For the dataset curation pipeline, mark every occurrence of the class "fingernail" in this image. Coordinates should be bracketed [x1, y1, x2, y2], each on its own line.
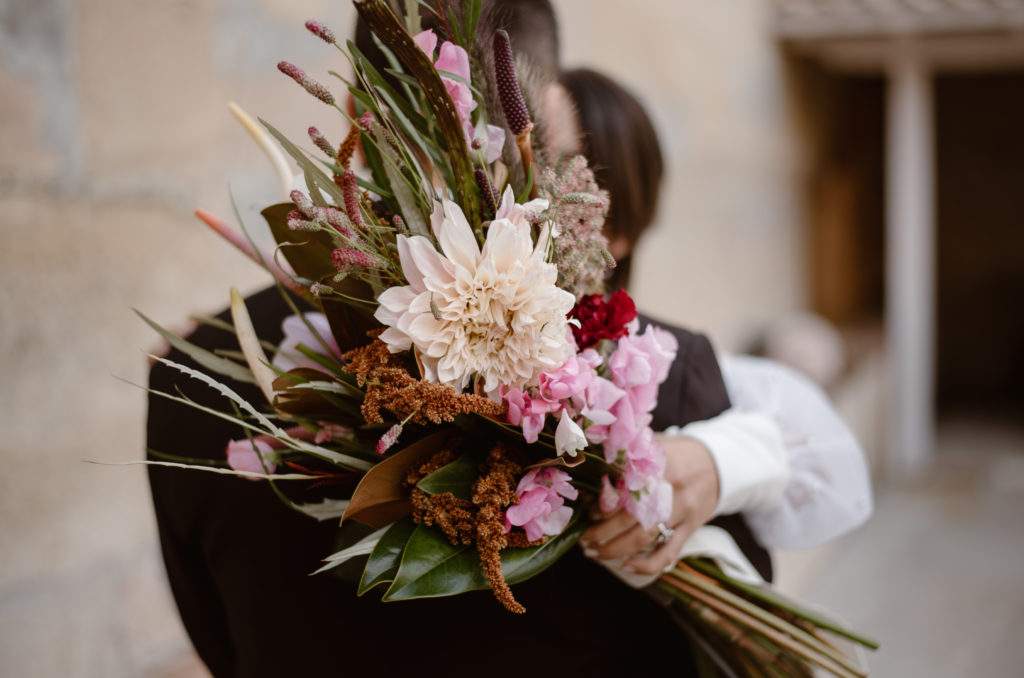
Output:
[621, 564, 635, 573]
[583, 547, 598, 558]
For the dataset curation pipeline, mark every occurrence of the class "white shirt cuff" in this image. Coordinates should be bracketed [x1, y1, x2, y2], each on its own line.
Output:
[667, 409, 790, 516]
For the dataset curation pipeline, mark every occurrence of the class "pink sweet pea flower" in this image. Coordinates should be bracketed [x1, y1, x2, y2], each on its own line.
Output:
[599, 474, 623, 513]
[624, 476, 673, 530]
[601, 392, 653, 463]
[538, 354, 595, 402]
[226, 438, 277, 480]
[502, 386, 561, 443]
[505, 468, 579, 541]
[414, 29, 504, 158]
[608, 324, 678, 391]
[579, 376, 626, 434]
[623, 426, 666, 486]
[272, 313, 341, 372]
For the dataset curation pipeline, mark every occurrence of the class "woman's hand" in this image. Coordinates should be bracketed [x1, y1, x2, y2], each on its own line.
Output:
[580, 434, 720, 575]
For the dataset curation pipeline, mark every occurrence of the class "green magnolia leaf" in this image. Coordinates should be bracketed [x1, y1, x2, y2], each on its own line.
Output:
[382, 523, 479, 601]
[382, 512, 587, 601]
[318, 275, 382, 352]
[358, 517, 417, 594]
[261, 203, 337, 283]
[502, 514, 587, 585]
[415, 452, 476, 500]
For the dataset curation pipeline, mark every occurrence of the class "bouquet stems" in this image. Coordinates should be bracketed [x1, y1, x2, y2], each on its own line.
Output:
[657, 560, 876, 678]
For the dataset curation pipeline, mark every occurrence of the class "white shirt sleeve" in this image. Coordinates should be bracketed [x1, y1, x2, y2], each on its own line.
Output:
[669, 355, 873, 550]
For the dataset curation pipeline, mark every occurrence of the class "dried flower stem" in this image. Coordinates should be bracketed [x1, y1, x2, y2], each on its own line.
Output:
[660, 568, 864, 678]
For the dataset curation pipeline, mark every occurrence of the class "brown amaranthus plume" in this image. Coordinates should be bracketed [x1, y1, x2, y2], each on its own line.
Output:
[341, 336, 505, 425]
[405, 442, 543, 613]
[472, 442, 528, 614]
[333, 121, 362, 190]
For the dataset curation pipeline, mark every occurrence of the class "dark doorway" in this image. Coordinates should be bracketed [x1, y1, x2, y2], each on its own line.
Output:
[935, 71, 1024, 417]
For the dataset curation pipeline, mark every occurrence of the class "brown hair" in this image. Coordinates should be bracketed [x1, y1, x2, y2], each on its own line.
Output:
[560, 68, 664, 291]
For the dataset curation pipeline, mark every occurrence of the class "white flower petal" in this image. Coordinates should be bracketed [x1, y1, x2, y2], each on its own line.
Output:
[438, 199, 479, 271]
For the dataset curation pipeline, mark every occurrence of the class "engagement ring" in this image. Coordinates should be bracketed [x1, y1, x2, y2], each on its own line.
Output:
[655, 522, 675, 545]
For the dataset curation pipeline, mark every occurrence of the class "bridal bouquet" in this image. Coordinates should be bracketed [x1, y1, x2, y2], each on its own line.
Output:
[142, 1, 876, 675]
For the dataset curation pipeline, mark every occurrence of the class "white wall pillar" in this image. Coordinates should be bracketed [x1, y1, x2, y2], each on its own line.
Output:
[885, 40, 936, 478]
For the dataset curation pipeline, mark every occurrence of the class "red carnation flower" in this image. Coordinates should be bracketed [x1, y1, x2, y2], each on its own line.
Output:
[570, 289, 637, 350]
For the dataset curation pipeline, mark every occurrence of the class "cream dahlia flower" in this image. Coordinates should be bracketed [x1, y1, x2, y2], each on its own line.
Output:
[374, 187, 575, 394]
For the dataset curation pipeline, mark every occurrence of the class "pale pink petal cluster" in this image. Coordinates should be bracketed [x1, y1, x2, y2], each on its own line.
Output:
[503, 386, 560, 443]
[594, 323, 679, 528]
[226, 438, 277, 480]
[505, 467, 578, 542]
[414, 30, 505, 163]
[374, 187, 575, 394]
[272, 313, 341, 372]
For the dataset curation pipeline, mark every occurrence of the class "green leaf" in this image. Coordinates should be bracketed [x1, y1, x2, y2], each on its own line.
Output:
[382, 512, 587, 601]
[464, 0, 482, 52]
[353, 0, 479, 225]
[294, 497, 352, 521]
[260, 203, 337, 283]
[358, 518, 416, 594]
[135, 309, 255, 384]
[150, 356, 373, 471]
[415, 452, 476, 500]
[312, 523, 388, 575]
[260, 119, 346, 208]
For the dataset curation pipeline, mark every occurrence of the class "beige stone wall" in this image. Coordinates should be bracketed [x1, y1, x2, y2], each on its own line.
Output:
[0, 1, 808, 675]
[558, 0, 809, 351]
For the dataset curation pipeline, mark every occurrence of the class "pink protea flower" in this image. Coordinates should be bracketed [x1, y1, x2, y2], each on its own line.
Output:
[505, 468, 578, 542]
[226, 438, 277, 480]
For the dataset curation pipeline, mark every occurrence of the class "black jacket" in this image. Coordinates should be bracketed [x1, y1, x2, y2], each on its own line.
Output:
[147, 286, 768, 677]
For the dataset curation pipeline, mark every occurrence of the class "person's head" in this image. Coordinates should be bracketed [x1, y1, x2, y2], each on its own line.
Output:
[560, 68, 664, 291]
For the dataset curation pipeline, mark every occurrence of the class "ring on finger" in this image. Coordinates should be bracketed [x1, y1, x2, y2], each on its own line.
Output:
[655, 522, 675, 545]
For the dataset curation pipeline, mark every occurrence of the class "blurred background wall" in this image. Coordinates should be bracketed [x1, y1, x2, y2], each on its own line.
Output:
[1, 0, 1022, 676]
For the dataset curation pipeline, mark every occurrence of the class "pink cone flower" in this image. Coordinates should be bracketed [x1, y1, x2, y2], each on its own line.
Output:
[505, 468, 578, 542]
